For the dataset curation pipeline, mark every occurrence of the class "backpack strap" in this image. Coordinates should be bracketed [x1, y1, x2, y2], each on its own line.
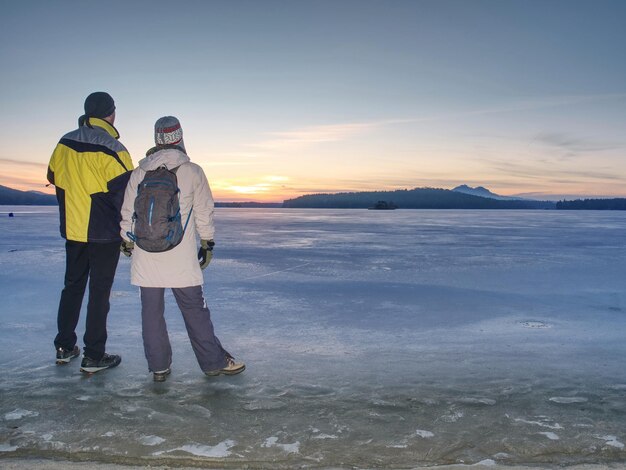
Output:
[183, 207, 193, 233]
[169, 164, 193, 234]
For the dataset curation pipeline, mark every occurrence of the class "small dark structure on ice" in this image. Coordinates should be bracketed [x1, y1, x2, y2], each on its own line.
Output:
[368, 201, 398, 210]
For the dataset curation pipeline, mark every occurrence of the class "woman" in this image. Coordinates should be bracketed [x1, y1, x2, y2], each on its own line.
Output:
[120, 116, 244, 382]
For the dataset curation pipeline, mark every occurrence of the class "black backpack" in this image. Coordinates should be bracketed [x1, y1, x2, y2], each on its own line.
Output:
[127, 166, 192, 252]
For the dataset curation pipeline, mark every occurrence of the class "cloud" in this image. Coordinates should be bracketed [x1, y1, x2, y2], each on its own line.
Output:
[247, 93, 626, 152]
[250, 120, 404, 150]
[0, 158, 47, 168]
[406, 93, 626, 125]
[203, 151, 265, 165]
[487, 159, 622, 182]
[534, 132, 622, 157]
[252, 123, 371, 149]
[204, 161, 249, 167]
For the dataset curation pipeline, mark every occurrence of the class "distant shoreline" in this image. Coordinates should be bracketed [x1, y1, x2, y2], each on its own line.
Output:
[3, 183, 626, 210]
[3, 204, 626, 211]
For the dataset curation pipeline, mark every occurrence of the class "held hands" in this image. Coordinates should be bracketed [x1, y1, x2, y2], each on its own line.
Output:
[198, 239, 215, 270]
[120, 240, 134, 257]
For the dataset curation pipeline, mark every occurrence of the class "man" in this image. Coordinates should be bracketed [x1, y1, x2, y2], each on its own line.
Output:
[120, 116, 244, 382]
[47, 92, 133, 373]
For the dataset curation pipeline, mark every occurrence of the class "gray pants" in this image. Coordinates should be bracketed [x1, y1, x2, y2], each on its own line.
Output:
[140, 286, 229, 373]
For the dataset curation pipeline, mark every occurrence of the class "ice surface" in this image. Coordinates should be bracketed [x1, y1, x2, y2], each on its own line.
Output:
[0, 206, 625, 468]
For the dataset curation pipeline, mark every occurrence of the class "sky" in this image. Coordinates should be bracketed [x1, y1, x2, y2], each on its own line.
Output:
[1, 0, 625, 202]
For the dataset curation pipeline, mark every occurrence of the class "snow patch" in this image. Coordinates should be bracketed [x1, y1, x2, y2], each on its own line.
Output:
[458, 397, 496, 406]
[549, 396, 588, 404]
[539, 432, 560, 440]
[4, 409, 39, 420]
[243, 400, 287, 411]
[0, 443, 18, 452]
[139, 435, 166, 446]
[597, 435, 625, 449]
[415, 429, 434, 438]
[513, 418, 563, 429]
[262, 436, 300, 454]
[474, 459, 496, 466]
[520, 320, 550, 329]
[311, 433, 338, 440]
[439, 410, 464, 422]
[154, 440, 236, 458]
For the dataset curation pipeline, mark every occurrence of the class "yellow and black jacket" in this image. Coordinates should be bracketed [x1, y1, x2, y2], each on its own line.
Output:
[47, 117, 134, 242]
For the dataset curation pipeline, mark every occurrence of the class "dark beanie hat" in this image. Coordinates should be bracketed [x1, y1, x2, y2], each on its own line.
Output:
[84, 92, 116, 118]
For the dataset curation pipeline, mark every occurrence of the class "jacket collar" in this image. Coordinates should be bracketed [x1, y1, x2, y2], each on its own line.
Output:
[81, 117, 120, 140]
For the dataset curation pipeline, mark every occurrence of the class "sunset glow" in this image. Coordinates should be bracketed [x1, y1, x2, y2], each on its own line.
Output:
[1, 2, 625, 202]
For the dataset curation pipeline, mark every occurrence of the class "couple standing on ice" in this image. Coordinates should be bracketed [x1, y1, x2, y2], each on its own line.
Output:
[47, 92, 244, 382]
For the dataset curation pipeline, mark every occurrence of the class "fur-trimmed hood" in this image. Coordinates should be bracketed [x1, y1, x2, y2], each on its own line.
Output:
[138, 145, 190, 172]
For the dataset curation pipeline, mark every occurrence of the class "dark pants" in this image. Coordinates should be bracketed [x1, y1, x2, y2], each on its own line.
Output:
[54, 240, 121, 360]
[140, 286, 229, 373]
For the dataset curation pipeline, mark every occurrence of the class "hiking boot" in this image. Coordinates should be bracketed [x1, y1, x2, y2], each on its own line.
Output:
[56, 346, 80, 365]
[80, 353, 122, 374]
[153, 368, 171, 382]
[204, 357, 245, 377]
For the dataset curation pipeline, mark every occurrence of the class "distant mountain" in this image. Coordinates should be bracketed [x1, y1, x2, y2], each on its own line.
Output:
[283, 188, 555, 209]
[0, 185, 57, 205]
[452, 185, 523, 201]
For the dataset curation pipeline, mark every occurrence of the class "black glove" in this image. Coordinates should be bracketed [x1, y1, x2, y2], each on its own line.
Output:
[198, 239, 215, 270]
[120, 240, 134, 257]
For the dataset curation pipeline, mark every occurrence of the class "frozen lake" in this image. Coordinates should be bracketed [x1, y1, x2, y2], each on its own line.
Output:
[0, 206, 625, 468]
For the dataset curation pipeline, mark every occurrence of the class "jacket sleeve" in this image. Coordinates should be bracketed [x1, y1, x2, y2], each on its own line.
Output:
[193, 165, 215, 241]
[47, 145, 60, 185]
[120, 169, 141, 241]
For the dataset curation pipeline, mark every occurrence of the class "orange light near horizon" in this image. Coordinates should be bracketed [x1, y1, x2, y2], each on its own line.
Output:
[209, 175, 294, 202]
[226, 184, 272, 194]
[0, 160, 54, 194]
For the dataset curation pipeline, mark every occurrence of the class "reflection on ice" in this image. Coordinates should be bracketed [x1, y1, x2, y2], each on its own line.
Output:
[0, 207, 625, 467]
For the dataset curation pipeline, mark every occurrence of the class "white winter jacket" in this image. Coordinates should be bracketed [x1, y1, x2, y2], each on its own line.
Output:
[120, 147, 215, 288]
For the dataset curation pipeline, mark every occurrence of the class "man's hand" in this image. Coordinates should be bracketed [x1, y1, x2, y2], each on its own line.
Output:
[120, 240, 134, 257]
[198, 239, 215, 270]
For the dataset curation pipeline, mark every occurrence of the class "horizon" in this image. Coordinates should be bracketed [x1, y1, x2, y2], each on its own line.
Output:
[1, 1, 625, 202]
[3, 181, 625, 204]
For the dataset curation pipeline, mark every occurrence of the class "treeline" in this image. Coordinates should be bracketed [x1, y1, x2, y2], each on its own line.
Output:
[556, 198, 626, 210]
[283, 188, 555, 209]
